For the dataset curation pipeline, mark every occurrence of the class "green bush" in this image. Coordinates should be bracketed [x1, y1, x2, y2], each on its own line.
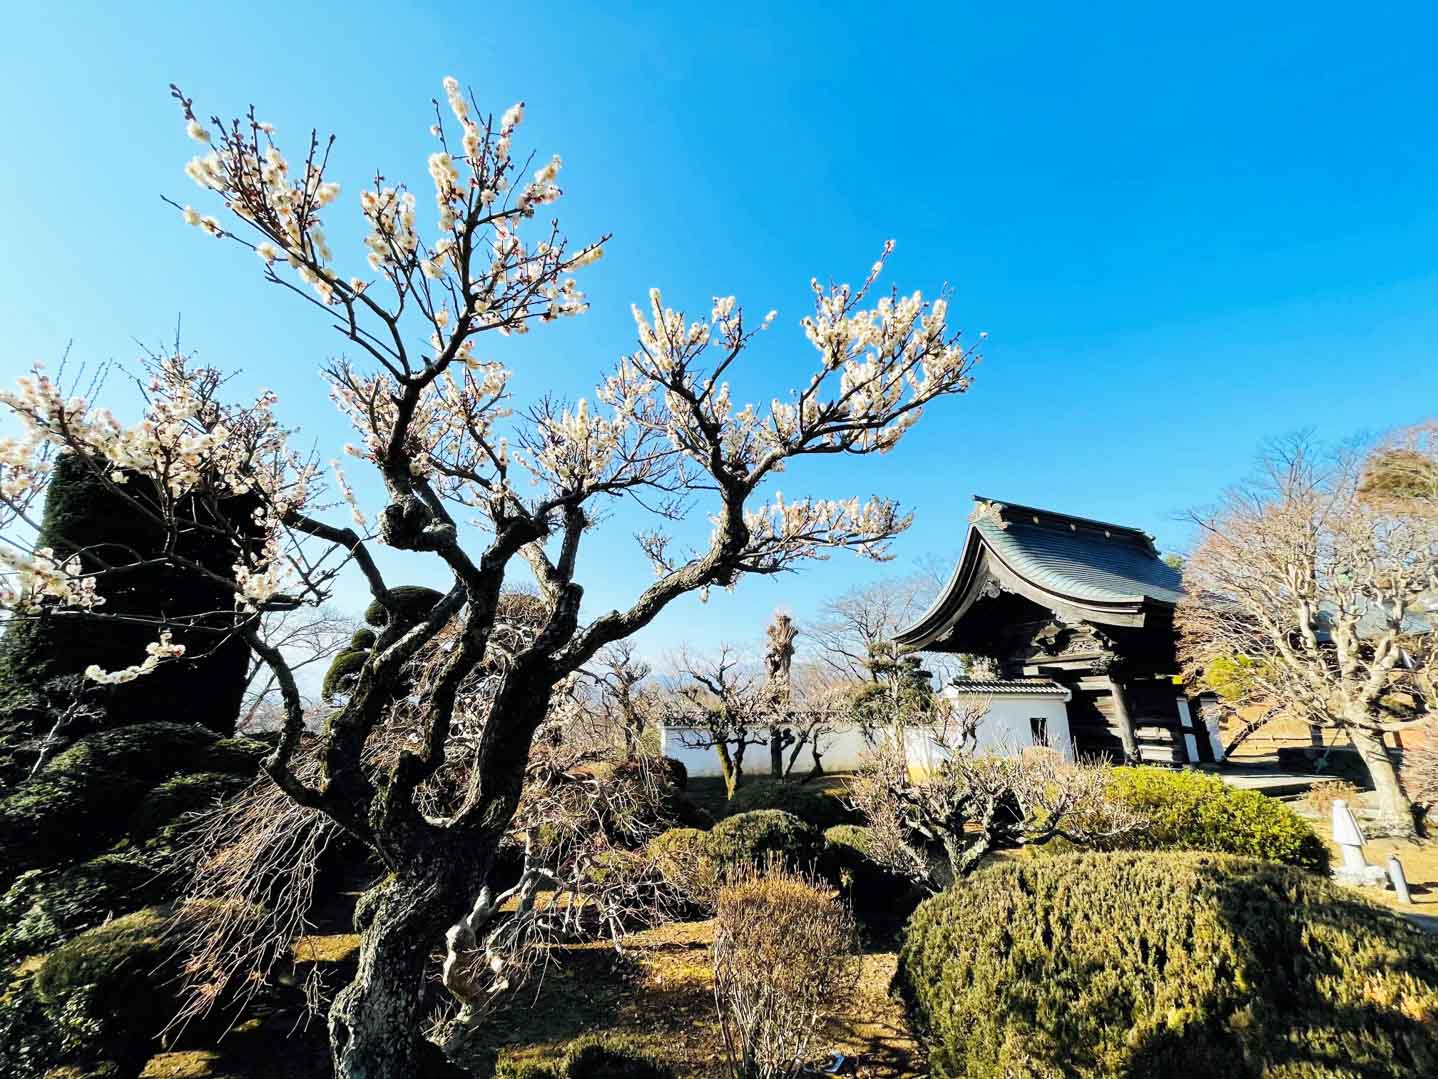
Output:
[724, 778, 854, 829]
[897, 851, 1438, 1079]
[648, 827, 719, 904]
[822, 824, 917, 918]
[1106, 766, 1330, 872]
[495, 1033, 674, 1079]
[705, 810, 823, 873]
[560, 1033, 675, 1078]
[126, 770, 252, 840]
[322, 648, 369, 700]
[34, 906, 185, 1062]
[0, 723, 261, 877]
[0, 854, 176, 967]
[650, 815, 823, 905]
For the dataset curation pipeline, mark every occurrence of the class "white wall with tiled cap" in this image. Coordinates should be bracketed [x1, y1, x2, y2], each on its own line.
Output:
[661, 690, 1073, 777]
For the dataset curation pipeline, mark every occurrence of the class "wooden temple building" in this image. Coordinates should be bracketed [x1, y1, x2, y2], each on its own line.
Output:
[895, 496, 1221, 765]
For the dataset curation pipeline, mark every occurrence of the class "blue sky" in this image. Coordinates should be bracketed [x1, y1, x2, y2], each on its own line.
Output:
[2, 2, 1435, 664]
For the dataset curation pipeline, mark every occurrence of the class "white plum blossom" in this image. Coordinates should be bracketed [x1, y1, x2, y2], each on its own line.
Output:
[84, 630, 186, 685]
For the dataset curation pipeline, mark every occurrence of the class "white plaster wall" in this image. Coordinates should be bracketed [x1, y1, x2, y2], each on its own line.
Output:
[946, 692, 1075, 761]
[660, 693, 1073, 777]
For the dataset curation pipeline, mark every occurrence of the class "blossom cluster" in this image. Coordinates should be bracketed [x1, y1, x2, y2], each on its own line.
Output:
[84, 630, 186, 685]
[0, 353, 314, 621]
[0, 544, 102, 611]
[174, 78, 605, 364]
[740, 492, 908, 566]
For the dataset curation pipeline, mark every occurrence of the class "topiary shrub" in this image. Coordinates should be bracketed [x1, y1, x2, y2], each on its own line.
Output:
[706, 810, 822, 874]
[362, 585, 444, 629]
[350, 627, 378, 650]
[1106, 766, 1330, 872]
[0, 722, 262, 879]
[822, 824, 917, 920]
[0, 452, 258, 735]
[0, 770, 146, 878]
[661, 756, 688, 791]
[897, 851, 1438, 1079]
[648, 827, 720, 906]
[321, 648, 369, 701]
[126, 770, 253, 840]
[724, 778, 854, 829]
[494, 1060, 560, 1079]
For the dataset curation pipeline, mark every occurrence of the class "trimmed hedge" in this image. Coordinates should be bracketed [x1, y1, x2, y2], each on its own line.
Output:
[897, 851, 1438, 1079]
[1106, 766, 1330, 872]
[724, 778, 855, 829]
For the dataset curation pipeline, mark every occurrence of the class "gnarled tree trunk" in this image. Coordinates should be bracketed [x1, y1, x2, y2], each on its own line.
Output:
[329, 855, 479, 1079]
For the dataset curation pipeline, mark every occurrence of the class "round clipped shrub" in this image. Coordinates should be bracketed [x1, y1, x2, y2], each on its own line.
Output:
[350, 627, 377, 650]
[724, 778, 854, 829]
[1106, 766, 1330, 872]
[495, 1034, 674, 1079]
[126, 771, 252, 840]
[0, 854, 176, 966]
[321, 648, 369, 700]
[706, 810, 822, 873]
[897, 851, 1438, 1079]
[822, 824, 917, 920]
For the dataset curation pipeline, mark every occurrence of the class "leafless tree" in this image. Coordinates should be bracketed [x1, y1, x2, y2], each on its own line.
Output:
[0, 78, 980, 1078]
[1177, 433, 1438, 835]
[665, 645, 770, 798]
[238, 604, 356, 731]
[583, 640, 657, 758]
[806, 565, 966, 687]
[848, 704, 1143, 890]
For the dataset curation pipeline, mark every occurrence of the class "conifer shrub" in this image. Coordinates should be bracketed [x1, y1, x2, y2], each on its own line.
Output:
[1105, 766, 1329, 872]
[362, 584, 445, 628]
[661, 756, 688, 791]
[896, 851, 1438, 1079]
[724, 778, 855, 829]
[558, 1033, 675, 1079]
[0, 853, 177, 967]
[649, 813, 824, 907]
[0, 452, 259, 732]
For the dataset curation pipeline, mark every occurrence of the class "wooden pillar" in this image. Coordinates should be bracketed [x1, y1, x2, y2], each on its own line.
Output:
[1105, 674, 1140, 763]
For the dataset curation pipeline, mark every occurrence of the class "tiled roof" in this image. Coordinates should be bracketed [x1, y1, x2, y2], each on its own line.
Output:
[974, 498, 1184, 608]
[948, 678, 1070, 697]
